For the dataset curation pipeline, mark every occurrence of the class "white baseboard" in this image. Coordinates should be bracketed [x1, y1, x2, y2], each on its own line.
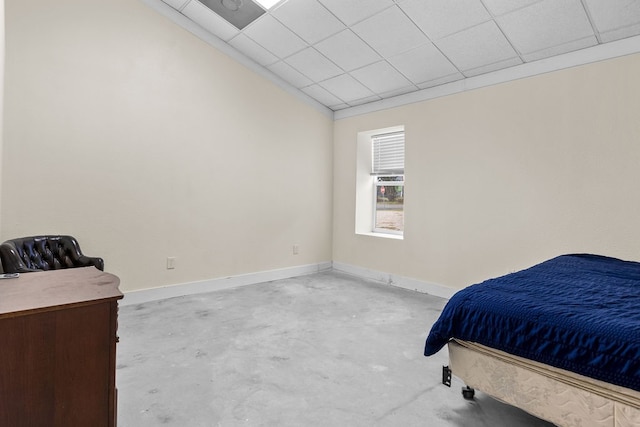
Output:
[332, 262, 456, 300]
[121, 260, 454, 306]
[121, 262, 332, 306]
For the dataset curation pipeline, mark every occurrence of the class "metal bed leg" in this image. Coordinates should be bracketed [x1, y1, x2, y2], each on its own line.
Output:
[444, 365, 475, 399]
[462, 386, 475, 399]
[442, 366, 452, 387]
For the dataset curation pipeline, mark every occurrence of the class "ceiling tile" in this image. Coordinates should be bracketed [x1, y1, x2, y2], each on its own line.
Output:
[417, 73, 464, 89]
[162, 0, 190, 10]
[348, 94, 382, 107]
[435, 21, 519, 72]
[319, 74, 375, 103]
[481, 0, 542, 16]
[399, 0, 492, 40]
[164, 0, 640, 111]
[521, 37, 597, 62]
[598, 24, 640, 43]
[182, 0, 239, 41]
[314, 30, 381, 71]
[584, 0, 640, 42]
[379, 85, 418, 99]
[331, 104, 350, 110]
[229, 34, 278, 66]
[462, 57, 523, 77]
[301, 84, 345, 106]
[497, 0, 595, 55]
[268, 61, 314, 88]
[352, 6, 429, 57]
[351, 61, 413, 94]
[318, 0, 395, 26]
[271, 0, 345, 44]
[285, 48, 343, 82]
[387, 42, 460, 85]
[243, 14, 307, 58]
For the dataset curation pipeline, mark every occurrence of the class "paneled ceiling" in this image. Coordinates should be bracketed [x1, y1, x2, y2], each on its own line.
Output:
[158, 0, 640, 113]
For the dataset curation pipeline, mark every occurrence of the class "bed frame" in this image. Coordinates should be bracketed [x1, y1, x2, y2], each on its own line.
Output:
[444, 339, 640, 427]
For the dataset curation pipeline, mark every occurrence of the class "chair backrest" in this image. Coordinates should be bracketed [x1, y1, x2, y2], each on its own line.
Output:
[0, 235, 103, 273]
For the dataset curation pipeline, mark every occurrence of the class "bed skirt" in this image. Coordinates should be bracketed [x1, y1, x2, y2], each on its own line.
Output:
[448, 340, 640, 427]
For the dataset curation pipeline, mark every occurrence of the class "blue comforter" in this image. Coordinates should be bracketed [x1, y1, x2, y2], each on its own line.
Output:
[424, 254, 640, 391]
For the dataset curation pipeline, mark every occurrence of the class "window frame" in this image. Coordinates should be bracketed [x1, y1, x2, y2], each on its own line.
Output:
[355, 126, 405, 239]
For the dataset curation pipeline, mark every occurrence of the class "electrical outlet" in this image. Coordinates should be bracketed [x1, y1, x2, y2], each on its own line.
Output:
[167, 257, 176, 269]
[293, 244, 299, 255]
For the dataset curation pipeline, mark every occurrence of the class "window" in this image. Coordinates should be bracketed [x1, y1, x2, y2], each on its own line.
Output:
[355, 126, 405, 239]
[372, 132, 404, 235]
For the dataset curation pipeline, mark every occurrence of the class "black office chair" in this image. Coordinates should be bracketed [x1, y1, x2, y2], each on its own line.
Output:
[0, 235, 104, 273]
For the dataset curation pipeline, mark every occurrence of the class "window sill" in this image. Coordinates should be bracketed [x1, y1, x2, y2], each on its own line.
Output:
[356, 231, 403, 240]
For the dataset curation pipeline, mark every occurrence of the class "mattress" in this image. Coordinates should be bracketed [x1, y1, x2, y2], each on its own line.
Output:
[449, 339, 640, 427]
[425, 254, 640, 391]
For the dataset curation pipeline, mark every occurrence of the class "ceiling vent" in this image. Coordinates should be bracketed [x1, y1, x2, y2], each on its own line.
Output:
[199, 0, 266, 30]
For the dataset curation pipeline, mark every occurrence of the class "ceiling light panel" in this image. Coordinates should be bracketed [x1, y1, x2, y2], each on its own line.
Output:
[271, 0, 345, 44]
[254, 0, 282, 9]
[198, 0, 266, 29]
[182, 1, 239, 41]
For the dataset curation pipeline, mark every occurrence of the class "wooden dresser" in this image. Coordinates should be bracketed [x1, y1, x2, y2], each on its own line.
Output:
[0, 267, 122, 427]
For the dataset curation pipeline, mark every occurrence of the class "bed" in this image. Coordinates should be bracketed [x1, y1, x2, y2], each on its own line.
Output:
[424, 254, 640, 426]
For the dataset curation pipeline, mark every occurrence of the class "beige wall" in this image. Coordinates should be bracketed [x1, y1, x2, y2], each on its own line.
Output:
[4, 0, 639, 295]
[333, 53, 640, 290]
[2, 0, 333, 291]
[0, 0, 4, 226]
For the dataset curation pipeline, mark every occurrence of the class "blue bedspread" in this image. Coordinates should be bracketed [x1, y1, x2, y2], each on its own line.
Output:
[424, 254, 640, 391]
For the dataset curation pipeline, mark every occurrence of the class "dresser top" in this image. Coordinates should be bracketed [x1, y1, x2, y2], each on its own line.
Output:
[0, 267, 122, 317]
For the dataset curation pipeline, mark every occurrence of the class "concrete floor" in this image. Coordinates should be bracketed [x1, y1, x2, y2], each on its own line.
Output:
[116, 271, 555, 426]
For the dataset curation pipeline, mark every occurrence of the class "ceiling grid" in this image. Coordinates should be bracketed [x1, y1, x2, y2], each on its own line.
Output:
[156, 0, 640, 112]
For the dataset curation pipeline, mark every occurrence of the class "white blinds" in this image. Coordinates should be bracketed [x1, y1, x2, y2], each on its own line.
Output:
[372, 131, 405, 175]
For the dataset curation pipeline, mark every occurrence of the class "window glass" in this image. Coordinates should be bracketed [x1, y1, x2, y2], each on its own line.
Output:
[374, 176, 404, 234]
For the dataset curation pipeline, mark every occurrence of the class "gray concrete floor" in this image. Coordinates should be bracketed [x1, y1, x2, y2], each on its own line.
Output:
[116, 271, 555, 426]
